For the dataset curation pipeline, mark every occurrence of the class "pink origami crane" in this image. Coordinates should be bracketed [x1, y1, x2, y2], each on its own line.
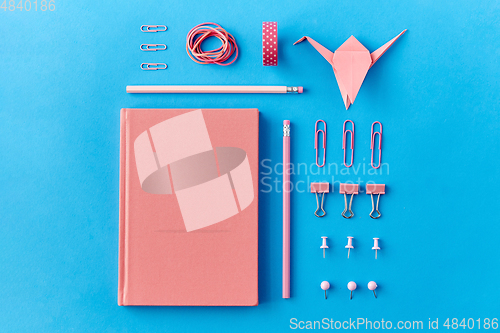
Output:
[294, 30, 407, 110]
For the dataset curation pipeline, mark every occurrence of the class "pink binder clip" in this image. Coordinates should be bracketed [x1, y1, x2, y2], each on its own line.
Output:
[311, 182, 330, 217]
[339, 183, 359, 219]
[315, 120, 326, 167]
[343, 120, 354, 167]
[366, 184, 385, 219]
[371, 122, 382, 169]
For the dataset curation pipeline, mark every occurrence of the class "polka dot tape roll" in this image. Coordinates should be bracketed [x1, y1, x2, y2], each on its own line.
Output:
[262, 22, 278, 66]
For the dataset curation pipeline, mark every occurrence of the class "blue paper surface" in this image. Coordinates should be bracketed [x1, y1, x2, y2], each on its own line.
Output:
[1, 0, 499, 331]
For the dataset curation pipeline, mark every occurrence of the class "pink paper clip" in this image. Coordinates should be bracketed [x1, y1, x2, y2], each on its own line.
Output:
[315, 120, 326, 167]
[339, 183, 359, 219]
[371, 122, 382, 169]
[343, 120, 354, 167]
[311, 182, 330, 217]
[366, 184, 385, 219]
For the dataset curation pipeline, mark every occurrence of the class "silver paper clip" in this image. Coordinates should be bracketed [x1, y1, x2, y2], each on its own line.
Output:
[141, 25, 168, 32]
[310, 182, 330, 217]
[141, 63, 168, 70]
[140, 44, 167, 51]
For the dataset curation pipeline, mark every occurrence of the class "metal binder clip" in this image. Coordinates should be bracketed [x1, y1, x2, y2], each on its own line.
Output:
[371, 121, 382, 169]
[343, 120, 354, 167]
[311, 182, 330, 217]
[140, 25, 168, 32]
[339, 183, 359, 219]
[366, 184, 385, 219]
[315, 120, 326, 167]
[141, 63, 168, 70]
[140, 44, 167, 51]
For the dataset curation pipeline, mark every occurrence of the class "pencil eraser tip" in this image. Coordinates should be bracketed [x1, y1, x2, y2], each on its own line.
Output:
[283, 120, 290, 125]
[298, 87, 303, 93]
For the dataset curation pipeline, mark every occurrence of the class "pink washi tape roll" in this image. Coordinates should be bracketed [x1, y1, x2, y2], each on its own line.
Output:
[262, 22, 278, 66]
[134, 110, 255, 232]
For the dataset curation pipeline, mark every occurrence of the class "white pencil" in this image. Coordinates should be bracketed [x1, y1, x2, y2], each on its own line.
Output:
[126, 85, 303, 94]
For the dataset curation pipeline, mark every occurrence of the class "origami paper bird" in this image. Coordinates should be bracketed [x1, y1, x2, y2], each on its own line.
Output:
[294, 30, 406, 110]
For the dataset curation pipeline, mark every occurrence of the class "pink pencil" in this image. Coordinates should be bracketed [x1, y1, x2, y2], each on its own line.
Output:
[126, 85, 303, 94]
[283, 120, 291, 298]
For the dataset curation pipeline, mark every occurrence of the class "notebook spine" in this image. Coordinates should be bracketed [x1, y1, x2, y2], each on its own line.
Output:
[118, 109, 128, 305]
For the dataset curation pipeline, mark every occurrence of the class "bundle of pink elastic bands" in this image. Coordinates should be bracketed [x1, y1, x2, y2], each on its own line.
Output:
[186, 22, 239, 66]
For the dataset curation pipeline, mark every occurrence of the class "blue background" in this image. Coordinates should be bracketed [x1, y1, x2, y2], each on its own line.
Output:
[1, 0, 499, 331]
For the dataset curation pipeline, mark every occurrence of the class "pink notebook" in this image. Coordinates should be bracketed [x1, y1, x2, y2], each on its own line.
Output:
[118, 108, 259, 306]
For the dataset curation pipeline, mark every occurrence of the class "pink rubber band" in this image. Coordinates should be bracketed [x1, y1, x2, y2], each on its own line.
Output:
[186, 22, 238, 66]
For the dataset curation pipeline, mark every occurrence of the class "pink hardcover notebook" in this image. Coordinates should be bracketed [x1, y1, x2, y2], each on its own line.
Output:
[118, 108, 259, 306]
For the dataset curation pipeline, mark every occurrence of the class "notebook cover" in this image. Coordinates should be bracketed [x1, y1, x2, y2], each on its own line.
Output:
[118, 108, 259, 306]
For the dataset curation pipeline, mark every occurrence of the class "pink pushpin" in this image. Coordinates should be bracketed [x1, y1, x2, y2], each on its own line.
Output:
[368, 281, 378, 298]
[320, 236, 329, 258]
[321, 281, 330, 299]
[347, 281, 357, 300]
[372, 238, 380, 259]
[345, 236, 354, 258]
